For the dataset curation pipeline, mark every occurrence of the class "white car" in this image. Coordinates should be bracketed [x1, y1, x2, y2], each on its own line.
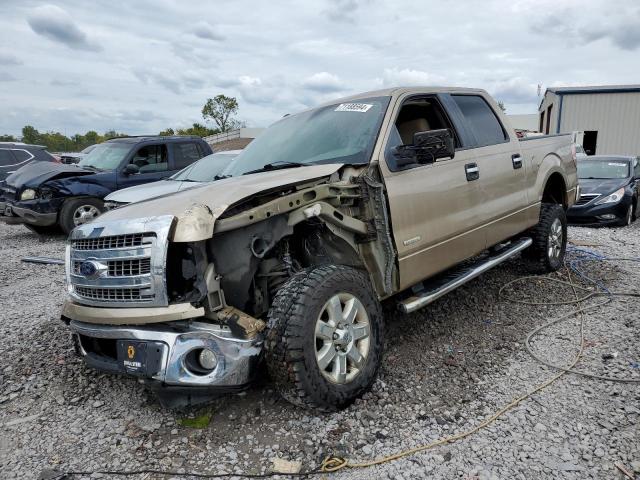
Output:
[104, 150, 240, 209]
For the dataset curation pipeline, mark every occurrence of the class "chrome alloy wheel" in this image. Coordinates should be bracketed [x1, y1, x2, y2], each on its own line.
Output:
[314, 293, 371, 384]
[548, 217, 563, 260]
[73, 204, 101, 226]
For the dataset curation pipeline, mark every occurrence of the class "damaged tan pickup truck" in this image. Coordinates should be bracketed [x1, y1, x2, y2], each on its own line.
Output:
[62, 87, 578, 410]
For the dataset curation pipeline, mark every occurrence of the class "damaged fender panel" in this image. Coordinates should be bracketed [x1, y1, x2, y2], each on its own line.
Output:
[172, 204, 228, 242]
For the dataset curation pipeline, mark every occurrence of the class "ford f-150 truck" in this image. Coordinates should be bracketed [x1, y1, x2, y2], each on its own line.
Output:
[61, 87, 577, 410]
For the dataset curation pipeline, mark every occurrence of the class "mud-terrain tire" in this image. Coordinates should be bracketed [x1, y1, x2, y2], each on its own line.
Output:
[523, 203, 567, 273]
[264, 265, 384, 411]
[59, 197, 104, 234]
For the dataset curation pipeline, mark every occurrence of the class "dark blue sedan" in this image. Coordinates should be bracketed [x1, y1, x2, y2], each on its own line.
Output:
[568, 155, 639, 227]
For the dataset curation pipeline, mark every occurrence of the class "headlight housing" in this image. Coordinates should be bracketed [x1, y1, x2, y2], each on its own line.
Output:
[20, 188, 36, 201]
[595, 187, 625, 205]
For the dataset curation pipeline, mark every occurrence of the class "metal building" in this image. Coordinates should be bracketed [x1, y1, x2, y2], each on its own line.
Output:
[538, 85, 640, 156]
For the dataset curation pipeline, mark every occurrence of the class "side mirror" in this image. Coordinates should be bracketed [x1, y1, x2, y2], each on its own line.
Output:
[123, 164, 139, 175]
[393, 129, 455, 168]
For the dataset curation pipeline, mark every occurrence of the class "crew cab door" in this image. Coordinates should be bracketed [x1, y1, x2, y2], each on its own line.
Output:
[378, 94, 486, 290]
[446, 94, 530, 246]
[116, 143, 172, 189]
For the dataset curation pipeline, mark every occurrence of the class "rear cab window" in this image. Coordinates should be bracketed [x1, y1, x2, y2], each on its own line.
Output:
[11, 149, 34, 162]
[451, 95, 509, 147]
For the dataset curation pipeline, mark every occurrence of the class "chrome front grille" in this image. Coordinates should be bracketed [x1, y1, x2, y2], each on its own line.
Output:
[72, 258, 151, 277]
[72, 233, 153, 250]
[574, 193, 599, 206]
[67, 216, 174, 308]
[75, 286, 153, 303]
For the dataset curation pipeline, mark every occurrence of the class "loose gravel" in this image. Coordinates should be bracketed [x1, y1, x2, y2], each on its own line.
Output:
[0, 221, 638, 480]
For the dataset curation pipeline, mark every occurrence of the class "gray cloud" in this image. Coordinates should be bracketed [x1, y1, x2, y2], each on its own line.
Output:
[0, 72, 17, 82]
[0, 52, 22, 65]
[2, 0, 639, 137]
[27, 4, 102, 52]
[50, 79, 80, 87]
[133, 68, 182, 94]
[324, 0, 369, 23]
[531, 4, 640, 51]
[302, 72, 344, 93]
[192, 21, 224, 41]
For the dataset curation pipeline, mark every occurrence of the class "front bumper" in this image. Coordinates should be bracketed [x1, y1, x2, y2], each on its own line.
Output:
[0, 199, 58, 226]
[68, 319, 262, 402]
[567, 197, 632, 226]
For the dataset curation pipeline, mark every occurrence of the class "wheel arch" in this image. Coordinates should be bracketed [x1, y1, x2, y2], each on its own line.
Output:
[541, 171, 568, 208]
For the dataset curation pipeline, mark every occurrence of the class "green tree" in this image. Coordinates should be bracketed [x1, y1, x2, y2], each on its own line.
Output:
[22, 125, 41, 145]
[202, 95, 240, 132]
[176, 123, 219, 137]
[84, 131, 100, 145]
[159, 127, 175, 136]
[497, 101, 506, 113]
[0, 134, 17, 142]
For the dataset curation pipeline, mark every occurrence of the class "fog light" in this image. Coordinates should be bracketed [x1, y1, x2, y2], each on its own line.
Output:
[198, 348, 218, 370]
[599, 214, 616, 220]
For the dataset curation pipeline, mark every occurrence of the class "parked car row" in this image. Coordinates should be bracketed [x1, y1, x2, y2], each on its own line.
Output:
[0, 136, 245, 234]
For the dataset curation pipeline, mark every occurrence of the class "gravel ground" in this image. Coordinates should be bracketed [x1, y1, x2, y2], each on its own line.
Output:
[0, 220, 638, 480]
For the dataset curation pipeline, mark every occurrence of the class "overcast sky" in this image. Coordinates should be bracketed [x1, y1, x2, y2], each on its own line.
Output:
[1, 0, 639, 137]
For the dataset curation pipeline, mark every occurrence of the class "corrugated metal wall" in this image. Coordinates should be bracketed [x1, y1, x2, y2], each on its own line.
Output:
[559, 92, 640, 155]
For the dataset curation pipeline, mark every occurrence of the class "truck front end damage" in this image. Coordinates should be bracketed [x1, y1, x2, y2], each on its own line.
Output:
[62, 209, 265, 406]
[61, 165, 391, 406]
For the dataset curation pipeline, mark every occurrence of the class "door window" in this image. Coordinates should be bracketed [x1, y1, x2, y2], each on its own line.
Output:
[385, 97, 458, 171]
[451, 95, 508, 147]
[172, 142, 203, 169]
[127, 144, 168, 173]
[0, 149, 17, 166]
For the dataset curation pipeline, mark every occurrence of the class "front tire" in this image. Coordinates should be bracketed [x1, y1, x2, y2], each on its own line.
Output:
[523, 203, 567, 273]
[620, 204, 633, 227]
[264, 265, 384, 411]
[59, 198, 104, 234]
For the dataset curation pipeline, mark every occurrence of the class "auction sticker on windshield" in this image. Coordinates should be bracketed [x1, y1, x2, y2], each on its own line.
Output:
[335, 103, 373, 112]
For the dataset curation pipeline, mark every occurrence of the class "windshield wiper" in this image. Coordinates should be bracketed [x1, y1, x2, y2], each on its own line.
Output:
[242, 161, 307, 176]
[81, 165, 102, 172]
[213, 174, 231, 180]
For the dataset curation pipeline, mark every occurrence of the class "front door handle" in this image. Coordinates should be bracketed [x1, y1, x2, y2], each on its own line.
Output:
[465, 163, 479, 181]
[512, 154, 523, 169]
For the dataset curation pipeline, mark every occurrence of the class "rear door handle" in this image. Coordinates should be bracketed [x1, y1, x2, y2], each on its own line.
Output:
[465, 163, 479, 181]
[512, 154, 523, 169]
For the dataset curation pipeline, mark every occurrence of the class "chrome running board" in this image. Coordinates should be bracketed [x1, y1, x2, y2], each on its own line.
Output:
[398, 237, 532, 314]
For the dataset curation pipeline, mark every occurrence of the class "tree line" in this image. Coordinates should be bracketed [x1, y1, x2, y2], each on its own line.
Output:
[0, 95, 243, 152]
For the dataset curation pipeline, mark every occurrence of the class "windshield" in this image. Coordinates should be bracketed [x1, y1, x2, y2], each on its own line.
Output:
[223, 96, 391, 176]
[170, 152, 239, 181]
[78, 143, 131, 171]
[578, 159, 630, 179]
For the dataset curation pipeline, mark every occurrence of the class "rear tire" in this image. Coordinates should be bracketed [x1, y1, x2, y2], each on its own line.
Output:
[523, 203, 567, 273]
[59, 198, 104, 234]
[264, 265, 384, 411]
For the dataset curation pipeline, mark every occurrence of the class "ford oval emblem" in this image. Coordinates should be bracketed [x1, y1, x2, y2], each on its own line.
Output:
[79, 260, 99, 278]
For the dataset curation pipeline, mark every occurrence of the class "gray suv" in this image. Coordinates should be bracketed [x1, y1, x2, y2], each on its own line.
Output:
[0, 142, 58, 181]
